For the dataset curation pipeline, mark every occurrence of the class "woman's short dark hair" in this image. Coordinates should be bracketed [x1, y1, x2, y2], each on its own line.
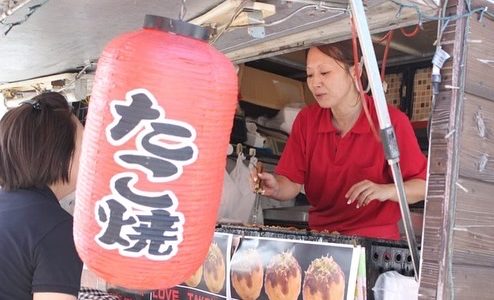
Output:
[309, 40, 368, 87]
[0, 92, 76, 191]
[316, 43, 354, 70]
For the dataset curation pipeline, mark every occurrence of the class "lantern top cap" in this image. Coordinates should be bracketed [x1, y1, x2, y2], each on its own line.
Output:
[143, 15, 211, 41]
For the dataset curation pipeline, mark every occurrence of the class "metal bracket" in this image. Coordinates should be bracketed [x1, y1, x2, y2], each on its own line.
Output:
[247, 9, 265, 39]
[143, 15, 211, 41]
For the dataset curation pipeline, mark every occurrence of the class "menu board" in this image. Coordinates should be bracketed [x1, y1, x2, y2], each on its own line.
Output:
[228, 237, 360, 300]
[111, 232, 364, 300]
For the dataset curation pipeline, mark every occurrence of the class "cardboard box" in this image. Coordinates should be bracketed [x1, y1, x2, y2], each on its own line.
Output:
[238, 65, 305, 110]
[303, 82, 317, 105]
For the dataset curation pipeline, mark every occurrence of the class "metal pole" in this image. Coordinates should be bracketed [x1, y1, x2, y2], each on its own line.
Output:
[349, 0, 420, 281]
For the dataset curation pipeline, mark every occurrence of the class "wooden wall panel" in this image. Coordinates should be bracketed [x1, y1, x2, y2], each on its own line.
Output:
[464, 19, 494, 101]
[452, 264, 494, 300]
[420, 1, 494, 298]
[452, 178, 494, 267]
[458, 93, 494, 182]
[450, 15, 494, 300]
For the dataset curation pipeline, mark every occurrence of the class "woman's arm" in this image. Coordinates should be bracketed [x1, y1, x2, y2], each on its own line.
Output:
[34, 293, 77, 300]
[394, 178, 426, 203]
[346, 178, 426, 208]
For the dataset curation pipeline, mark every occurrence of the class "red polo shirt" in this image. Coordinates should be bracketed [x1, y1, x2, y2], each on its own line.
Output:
[275, 95, 427, 240]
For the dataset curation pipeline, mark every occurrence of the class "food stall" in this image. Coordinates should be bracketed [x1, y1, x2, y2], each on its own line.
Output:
[0, 0, 493, 299]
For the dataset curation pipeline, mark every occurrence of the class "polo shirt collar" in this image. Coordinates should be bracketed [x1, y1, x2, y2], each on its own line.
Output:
[27, 185, 59, 203]
[318, 95, 373, 135]
[0, 185, 59, 205]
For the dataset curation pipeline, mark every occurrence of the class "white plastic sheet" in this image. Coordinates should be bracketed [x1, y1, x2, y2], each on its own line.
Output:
[217, 154, 256, 223]
[373, 271, 418, 300]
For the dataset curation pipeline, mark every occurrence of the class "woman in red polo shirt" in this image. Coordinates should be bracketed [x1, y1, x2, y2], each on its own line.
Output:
[253, 44, 427, 240]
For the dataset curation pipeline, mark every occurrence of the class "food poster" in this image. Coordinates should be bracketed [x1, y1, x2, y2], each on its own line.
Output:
[106, 288, 151, 300]
[229, 237, 360, 300]
[151, 232, 233, 300]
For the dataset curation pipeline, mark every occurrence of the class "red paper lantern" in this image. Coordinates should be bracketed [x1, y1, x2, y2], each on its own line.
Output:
[74, 15, 238, 290]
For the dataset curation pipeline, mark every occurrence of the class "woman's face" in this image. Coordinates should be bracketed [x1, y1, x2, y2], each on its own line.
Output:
[306, 47, 356, 109]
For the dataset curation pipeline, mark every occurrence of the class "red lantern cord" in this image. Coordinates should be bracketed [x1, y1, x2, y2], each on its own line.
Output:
[400, 24, 420, 37]
[351, 16, 380, 141]
[380, 30, 394, 81]
[372, 30, 394, 80]
[375, 30, 393, 43]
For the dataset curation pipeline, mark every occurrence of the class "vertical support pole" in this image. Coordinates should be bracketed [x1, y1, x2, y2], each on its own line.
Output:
[349, 0, 420, 280]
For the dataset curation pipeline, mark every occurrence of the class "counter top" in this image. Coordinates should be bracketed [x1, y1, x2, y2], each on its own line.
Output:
[263, 205, 424, 239]
[263, 205, 309, 224]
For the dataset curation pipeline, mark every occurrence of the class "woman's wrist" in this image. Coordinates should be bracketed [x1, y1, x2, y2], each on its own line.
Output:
[270, 182, 281, 200]
[386, 183, 399, 202]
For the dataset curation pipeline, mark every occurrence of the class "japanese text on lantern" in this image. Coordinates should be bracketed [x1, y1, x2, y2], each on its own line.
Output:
[95, 89, 198, 261]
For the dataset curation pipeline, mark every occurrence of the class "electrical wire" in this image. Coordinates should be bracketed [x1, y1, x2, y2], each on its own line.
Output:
[1, 0, 48, 36]
[391, 0, 491, 43]
[436, 6, 488, 42]
[54, 61, 96, 93]
[391, 0, 490, 140]
[229, 3, 347, 29]
[178, 0, 187, 21]
[485, 10, 494, 20]
[263, 4, 347, 27]
[208, 0, 490, 53]
[390, 0, 438, 23]
[464, 0, 472, 13]
[222, 0, 489, 53]
[209, 0, 249, 44]
[0, 0, 32, 22]
[219, 7, 346, 51]
[436, 0, 448, 47]
[283, 0, 349, 6]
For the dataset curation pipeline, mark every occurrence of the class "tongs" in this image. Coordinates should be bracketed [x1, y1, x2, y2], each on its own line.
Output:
[250, 161, 263, 225]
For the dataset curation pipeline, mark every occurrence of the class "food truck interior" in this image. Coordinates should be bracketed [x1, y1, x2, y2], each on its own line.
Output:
[1, 0, 493, 299]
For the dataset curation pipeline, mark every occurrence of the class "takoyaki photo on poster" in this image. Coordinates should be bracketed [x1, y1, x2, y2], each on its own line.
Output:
[152, 232, 233, 300]
[229, 236, 360, 300]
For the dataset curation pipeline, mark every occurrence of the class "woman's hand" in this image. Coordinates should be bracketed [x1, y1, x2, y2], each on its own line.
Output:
[249, 168, 280, 198]
[249, 168, 302, 201]
[345, 180, 396, 208]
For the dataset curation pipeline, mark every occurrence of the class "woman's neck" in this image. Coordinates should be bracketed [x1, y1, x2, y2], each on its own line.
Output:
[49, 182, 74, 201]
[331, 93, 362, 135]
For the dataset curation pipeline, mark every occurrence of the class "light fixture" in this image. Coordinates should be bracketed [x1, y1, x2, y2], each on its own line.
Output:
[0, 73, 93, 108]
[190, 0, 275, 39]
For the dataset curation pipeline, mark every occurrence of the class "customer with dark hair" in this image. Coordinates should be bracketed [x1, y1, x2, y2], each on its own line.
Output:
[252, 44, 427, 240]
[0, 92, 84, 300]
